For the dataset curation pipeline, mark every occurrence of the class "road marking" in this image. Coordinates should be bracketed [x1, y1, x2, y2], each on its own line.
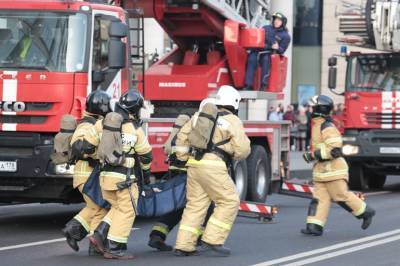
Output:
[0, 229, 141, 252]
[284, 234, 400, 266]
[252, 228, 400, 266]
[0, 238, 65, 252]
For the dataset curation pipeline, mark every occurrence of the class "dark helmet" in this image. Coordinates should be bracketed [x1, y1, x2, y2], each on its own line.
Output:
[309, 95, 334, 117]
[86, 90, 112, 117]
[117, 89, 144, 117]
[272, 12, 287, 28]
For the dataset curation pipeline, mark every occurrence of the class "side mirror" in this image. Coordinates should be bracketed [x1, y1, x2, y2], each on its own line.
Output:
[108, 21, 128, 69]
[109, 21, 128, 38]
[328, 67, 337, 90]
[328, 57, 337, 67]
[108, 39, 126, 69]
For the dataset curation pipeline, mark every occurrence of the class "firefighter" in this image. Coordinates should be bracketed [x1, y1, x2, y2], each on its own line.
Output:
[148, 101, 215, 252]
[94, 89, 152, 260]
[174, 85, 251, 257]
[244, 12, 291, 90]
[62, 90, 112, 255]
[301, 95, 376, 236]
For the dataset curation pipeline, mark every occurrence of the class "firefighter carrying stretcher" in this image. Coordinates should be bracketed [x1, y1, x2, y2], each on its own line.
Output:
[174, 85, 251, 257]
[301, 95, 376, 236]
[147, 99, 215, 252]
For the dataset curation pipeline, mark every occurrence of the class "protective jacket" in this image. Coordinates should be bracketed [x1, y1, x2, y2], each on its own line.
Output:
[176, 108, 250, 169]
[70, 112, 103, 188]
[100, 112, 152, 191]
[262, 25, 291, 54]
[311, 117, 348, 182]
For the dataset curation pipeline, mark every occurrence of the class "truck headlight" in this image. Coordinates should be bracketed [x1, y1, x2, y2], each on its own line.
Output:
[342, 136, 356, 142]
[55, 164, 74, 175]
[342, 145, 359, 155]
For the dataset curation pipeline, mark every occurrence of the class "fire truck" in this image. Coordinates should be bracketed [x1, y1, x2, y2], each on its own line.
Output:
[328, 0, 400, 191]
[0, 0, 290, 204]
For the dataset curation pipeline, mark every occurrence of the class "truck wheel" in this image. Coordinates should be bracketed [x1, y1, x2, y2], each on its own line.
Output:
[233, 160, 248, 200]
[348, 163, 368, 191]
[367, 174, 386, 190]
[246, 145, 271, 202]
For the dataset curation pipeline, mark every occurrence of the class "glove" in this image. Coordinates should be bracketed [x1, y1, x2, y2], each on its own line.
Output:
[303, 152, 314, 163]
[142, 169, 152, 185]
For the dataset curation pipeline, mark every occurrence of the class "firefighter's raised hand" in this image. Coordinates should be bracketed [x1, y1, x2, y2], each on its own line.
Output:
[303, 152, 314, 163]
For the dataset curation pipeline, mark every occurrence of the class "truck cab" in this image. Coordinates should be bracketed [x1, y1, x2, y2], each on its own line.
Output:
[0, 0, 130, 203]
[329, 52, 400, 190]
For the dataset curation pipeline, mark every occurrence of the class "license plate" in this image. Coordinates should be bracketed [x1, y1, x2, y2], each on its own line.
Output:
[380, 147, 400, 154]
[0, 161, 17, 172]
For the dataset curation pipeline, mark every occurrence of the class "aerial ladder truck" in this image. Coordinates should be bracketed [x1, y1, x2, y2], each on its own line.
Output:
[0, 0, 289, 213]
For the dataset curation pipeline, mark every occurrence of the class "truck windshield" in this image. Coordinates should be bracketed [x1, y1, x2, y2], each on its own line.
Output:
[347, 54, 400, 92]
[0, 11, 88, 72]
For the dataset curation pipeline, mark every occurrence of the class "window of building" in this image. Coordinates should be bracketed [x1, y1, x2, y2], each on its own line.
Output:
[293, 0, 323, 46]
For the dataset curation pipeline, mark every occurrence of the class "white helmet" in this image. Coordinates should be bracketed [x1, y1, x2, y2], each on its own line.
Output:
[215, 85, 241, 110]
[199, 97, 216, 111]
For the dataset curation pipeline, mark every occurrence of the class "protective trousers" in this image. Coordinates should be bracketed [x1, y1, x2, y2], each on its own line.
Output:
[151, 204, 214, 240]
[175, 166, 240, 252]
[101, 184, 138, 244]
[73, 184, 108, 234]
[307, 180, 366, 227]
[245, 50, 271, 88]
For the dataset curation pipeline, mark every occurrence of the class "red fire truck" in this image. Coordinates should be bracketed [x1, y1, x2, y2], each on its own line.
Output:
[328, 0, 400, 191]
[0, 0, 290, 204]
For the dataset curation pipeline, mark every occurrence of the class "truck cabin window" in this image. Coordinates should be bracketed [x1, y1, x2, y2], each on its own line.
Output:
[347, 54, 400, 92]
[0, 11, 88, 72]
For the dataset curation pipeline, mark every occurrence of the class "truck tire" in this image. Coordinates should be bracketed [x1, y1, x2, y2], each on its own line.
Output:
[367, 174, 386, 190]
[348, 163, 368, 191]
[246, 145, 271, 202]
[233, 160, 248, 200]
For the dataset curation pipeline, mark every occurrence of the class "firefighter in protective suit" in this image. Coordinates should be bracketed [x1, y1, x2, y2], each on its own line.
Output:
[62, 90, 112, 255]
[174, 85, 251, 257]
[148, 100, 215, 252]
[301, 95, 376, 236]
[92, 89, 152, 260]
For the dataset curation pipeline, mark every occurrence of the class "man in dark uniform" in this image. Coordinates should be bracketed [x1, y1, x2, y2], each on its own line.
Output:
[244, 12, 291, 90]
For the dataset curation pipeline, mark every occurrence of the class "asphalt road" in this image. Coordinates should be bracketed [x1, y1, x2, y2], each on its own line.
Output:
[1, 175, 400, 266]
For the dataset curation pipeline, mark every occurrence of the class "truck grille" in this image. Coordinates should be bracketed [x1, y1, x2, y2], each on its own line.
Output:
[26, 103, 53, 111]
[0, 115, 47, 124]
[364, 112, 400, 125]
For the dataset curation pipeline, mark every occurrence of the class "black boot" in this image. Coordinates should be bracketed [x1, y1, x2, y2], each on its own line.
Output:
[62, 218, 88, 252]
[89, 221, 110, 254]
[88, 242, 102, 256]
[103, 240, 135, 260]
[197, 241, 231, 257]
[301, 223, 323, 236]
[148, 234, 173, 252]
[357, 206, 376, 230]
[174, 249, 199, 257]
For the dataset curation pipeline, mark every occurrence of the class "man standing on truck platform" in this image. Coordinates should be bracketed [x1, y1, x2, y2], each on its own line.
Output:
[244, 12, 291, 90]
[301, 95, 376, 236]
[174, 85, 251, 257]
[62, 90, 112, 255]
